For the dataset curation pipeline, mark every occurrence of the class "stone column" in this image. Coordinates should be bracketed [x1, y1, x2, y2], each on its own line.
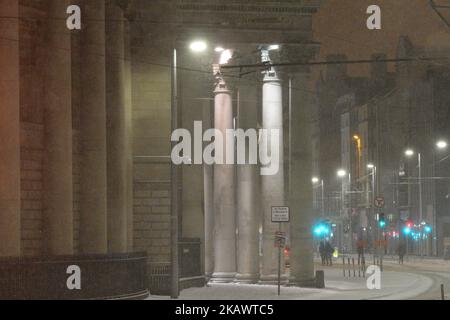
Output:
[124, 17, 134, 252]
[211, 76, 236, 283]
[106, 0, 128, 253]
[79, 0, 108, 254]
[43, 0, 74, 255]
[260, 60, 285, 284]
[0, 0, 21, 257]
[235, 79, 260, 283]
[203, 101, 214, 280]
[288, 74, 315, 286]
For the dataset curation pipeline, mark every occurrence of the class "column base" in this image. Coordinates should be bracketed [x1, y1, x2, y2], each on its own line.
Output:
[258, 274, 288, 285]
[210, 272, 236, 284]
[234, 273, 259, 284]
[287, 277, 317, 288]
[205, 272, 213, 283]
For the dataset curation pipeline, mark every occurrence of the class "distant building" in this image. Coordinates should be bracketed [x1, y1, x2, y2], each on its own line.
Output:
[313, 36, 450, 256]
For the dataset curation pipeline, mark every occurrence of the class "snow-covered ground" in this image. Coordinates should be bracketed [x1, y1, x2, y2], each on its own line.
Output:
[147, 266, 435, 300]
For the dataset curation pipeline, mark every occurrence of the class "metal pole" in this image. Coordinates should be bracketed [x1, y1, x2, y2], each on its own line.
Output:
[418, 153, 424, 258]
[321, 180, 325, 217]
[278, 222, 281, 296]
[348, 173, 352, 253]
[170, 48, 179, 299]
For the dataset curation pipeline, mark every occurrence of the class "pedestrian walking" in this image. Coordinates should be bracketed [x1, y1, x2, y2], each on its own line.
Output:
[398, 242, 406, 264]
[357, 239, 366, 266]
[319, 241, 326, 265]
[325, 241, 334, 266]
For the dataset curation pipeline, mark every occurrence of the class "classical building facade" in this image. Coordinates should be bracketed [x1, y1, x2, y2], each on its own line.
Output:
[0, 0, 324, 298]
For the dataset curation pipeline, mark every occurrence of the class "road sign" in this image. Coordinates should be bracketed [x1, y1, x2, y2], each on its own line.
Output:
[271, 206, 290, 223]
[274, 231, 286, 248]
[374, 197, 385, 208]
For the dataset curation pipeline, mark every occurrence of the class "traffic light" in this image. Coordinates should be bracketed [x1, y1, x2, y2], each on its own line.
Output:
[403, 226, 411, 235]
[424, 225, 432, 234]
[406, 220, 413, 228]
[378, 213, 386, 228]
[313, 222, 330, 237]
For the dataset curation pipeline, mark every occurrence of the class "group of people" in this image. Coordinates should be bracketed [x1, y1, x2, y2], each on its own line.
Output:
[319, 241, 334, 266]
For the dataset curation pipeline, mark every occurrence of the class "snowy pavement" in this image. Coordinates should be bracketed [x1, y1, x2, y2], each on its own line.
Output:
[148, 263, 437, 300]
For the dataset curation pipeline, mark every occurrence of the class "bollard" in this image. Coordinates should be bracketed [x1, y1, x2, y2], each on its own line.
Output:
[352, 258, 356, 277]
[362, 256, 366, 278]
[358, 258, 361, 278]
[316, 270, 325, 289]
[347, 257, 351, 277]
[441, 284, 445, 300]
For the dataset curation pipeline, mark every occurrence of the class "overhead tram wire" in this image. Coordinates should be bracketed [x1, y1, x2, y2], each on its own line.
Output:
[2, 12, 450, 128]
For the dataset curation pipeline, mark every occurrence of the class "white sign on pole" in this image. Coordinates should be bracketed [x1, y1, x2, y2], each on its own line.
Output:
[271, 206, 290, 223]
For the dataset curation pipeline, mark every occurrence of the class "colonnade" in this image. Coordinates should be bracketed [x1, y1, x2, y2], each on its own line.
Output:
[207, 49, 315, 285]
[0, 0, 132, 257]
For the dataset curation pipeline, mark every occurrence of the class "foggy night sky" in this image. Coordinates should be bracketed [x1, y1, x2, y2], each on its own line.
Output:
[313, 0, 450, 77]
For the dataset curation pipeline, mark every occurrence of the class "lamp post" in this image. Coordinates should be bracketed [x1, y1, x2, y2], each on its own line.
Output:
[313, 177, 325, 217]
[367, 164, 377, 254]
[405, 149, 423, 257]
[338, 169, 352, 253]
[170, 47, 180, 299]
[171, 41, 208, 298]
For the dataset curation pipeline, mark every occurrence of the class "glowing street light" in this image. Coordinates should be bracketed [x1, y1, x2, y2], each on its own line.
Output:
[312, 177, 320, 184]
[337, 169, 347, 178]
[189, 40, 207, 53]
[436, 140, 448, 150]
[367, 163, 375, 169]
[268, 44, 280, 51]
[404, 149, 415, 157]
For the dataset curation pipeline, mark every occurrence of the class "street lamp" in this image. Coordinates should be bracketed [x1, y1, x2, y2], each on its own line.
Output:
[337, 169, 352, 253]
[404, 148, 424, 257]
[189, 40, 207, 53]
[337, 169, 347, 178]
[170, 39, 212, 298]
[312, 177, 325, 217]
[405, 149, 415, 157]
[436, 140, 448, 150]
[404, 149, 423, 222]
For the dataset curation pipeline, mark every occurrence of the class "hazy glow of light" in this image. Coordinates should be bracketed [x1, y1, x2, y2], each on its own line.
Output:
[367, 163, 375, 169]
[215, 47, 224, 53]
[405, 149, 414, 157]
[268, 44, 280, 51]
[190, 40, 207, 52]
[312, 177, 320, 184]
[337, 169, 347, 178]
[437, 140, 448, 149]
[219, 49, 233, 65]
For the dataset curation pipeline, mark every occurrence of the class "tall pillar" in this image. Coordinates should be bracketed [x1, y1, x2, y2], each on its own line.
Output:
[106, 0, 128, 253]
[43, 0, 74, 255]
[211, 76, 236, 283]
[235, 79, 260, 283]
[79, 0, 107, 254]
[0, 0, 21, 257]
[260, 57, 285, 284]
[124, 17, 134, 252]
[289, 74, 315, 286]
[203, 101, 214, 280]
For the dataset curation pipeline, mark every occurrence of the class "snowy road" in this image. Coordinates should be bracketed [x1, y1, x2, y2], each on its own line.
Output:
[148, 257, 450, 300]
